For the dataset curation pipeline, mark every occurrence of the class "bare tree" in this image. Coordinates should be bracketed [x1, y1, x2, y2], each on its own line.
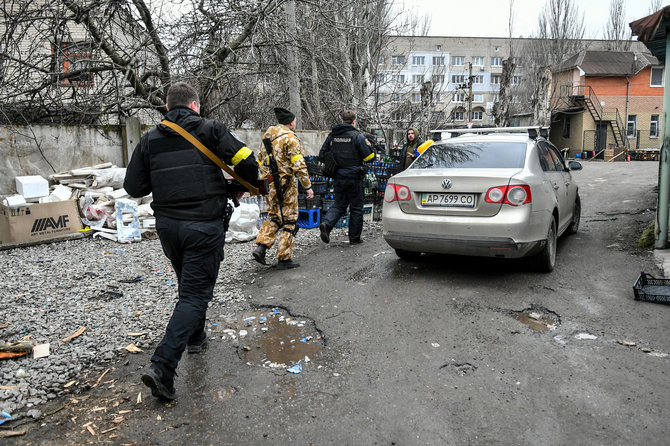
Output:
[604, 0, 632, 51]
[648, 0, 663, 14]
[493, 0, 516, 127]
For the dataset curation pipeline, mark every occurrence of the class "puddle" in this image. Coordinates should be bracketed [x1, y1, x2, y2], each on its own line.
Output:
[221, 308, 323, 369]
[513, 309, 560, 332]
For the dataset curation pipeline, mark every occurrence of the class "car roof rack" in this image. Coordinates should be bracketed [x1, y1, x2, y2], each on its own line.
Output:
[431, 126, 549, 140]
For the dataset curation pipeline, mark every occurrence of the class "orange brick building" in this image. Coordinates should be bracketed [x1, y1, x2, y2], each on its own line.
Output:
[551, 50, 664, 159]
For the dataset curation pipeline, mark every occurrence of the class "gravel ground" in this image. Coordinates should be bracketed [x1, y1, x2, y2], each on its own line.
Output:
[0, 221, 365, 420]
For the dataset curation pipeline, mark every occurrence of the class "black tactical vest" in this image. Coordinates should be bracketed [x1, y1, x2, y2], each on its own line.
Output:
[331, 129, 360, 168]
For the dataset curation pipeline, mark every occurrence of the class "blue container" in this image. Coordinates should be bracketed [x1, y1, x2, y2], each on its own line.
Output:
[298, 208, 320, 229]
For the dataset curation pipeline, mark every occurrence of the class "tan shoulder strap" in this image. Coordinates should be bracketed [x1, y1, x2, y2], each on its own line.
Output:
[161, 120, 258, 196]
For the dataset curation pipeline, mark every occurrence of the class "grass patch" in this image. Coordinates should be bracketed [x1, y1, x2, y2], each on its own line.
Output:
[638, 221, 656, 248]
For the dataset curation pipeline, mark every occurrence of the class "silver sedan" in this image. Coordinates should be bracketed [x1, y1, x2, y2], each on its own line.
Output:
[382, 129, 582, 272]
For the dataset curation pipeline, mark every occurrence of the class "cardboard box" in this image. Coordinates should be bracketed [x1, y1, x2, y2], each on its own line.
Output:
[0, 199, 84, 247]
[15, 175, 49, 199]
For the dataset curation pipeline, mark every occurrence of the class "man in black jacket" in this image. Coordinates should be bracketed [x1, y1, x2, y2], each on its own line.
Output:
[124, 82, 258, 400]
[318, 110, 375, 245]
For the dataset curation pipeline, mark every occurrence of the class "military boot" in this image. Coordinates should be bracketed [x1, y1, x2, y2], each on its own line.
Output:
[253, 244, 268, 265]
[319, 223, 331, 244]
[277, 259, 300, 270]
[141, 362, 176, 400]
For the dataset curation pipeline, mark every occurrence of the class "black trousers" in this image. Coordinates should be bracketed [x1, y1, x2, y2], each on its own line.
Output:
[323, 175, 364, 242]
[152, 216, 225, 371]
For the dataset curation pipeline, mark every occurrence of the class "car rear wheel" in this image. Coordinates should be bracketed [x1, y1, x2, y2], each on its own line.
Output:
[534, 218, 557, 273]
[565, 194, 580, 235]
[395, 249, 421, 261]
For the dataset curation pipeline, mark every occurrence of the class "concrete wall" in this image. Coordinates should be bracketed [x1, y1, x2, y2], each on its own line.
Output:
[0, 124, 330, 196]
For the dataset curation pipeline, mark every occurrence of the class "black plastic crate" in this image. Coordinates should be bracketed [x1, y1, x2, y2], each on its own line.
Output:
[633, 272, 670, 304]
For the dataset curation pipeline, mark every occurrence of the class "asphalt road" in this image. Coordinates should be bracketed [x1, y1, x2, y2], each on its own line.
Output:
[10, 161, 670, 445]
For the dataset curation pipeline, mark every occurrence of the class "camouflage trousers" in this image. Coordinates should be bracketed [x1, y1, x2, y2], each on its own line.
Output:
[256, 181, 299, 261]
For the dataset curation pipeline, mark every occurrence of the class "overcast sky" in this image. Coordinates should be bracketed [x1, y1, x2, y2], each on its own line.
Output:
[399, 0, 669, 39]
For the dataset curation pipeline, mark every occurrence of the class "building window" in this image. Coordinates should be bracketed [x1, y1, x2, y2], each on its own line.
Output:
[491, 74, 501, 85]
[511, 75, 521, 85]
[493, 94, 500, 102]
[412, 56, 425, 65]
[563, 116, 571, 138]
[374, 92, 385, 103]
[453, 93, 465, 103]
[651, 67, 664, 87]
[432, 111, 445, 121]
[435, 93, 442, 102]
[376, 74, 385, 83]
[491, 57, 503, 67]
[436, 45, 442, 51]
[651, 114, 659, 138]
[392, 55, 405, 66]
[433, 56, 445, 66]
[391, 93, 401, 102]
[391, 74, 405, 83]
[392, 111, 404, 121]
[473, 94, 483, 102]
[432, 74, 444, 84]
[452, 56, 464, 66]
[472, 75, 483, 85]
[627, 115, 637, 137]
[451, 74, 465, 84]
[412, 74, 424, 83]
[472, 56, 484, 66]
[454, 110, 465, 121]
[51, 41, 93, 86]
[472, 110, 483, 120]
[377, 56, 384, 65]
[412, 93, 421, 103]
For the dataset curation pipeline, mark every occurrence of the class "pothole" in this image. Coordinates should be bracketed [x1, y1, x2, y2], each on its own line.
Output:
[512, 308, 560, 332]
[221, 307, 324, 372]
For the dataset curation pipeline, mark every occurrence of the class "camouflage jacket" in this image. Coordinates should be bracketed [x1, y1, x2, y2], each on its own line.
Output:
[258, 125, 311, 190]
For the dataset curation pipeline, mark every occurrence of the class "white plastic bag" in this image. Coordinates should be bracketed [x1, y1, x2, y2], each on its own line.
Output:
[225, 202, 260, 243]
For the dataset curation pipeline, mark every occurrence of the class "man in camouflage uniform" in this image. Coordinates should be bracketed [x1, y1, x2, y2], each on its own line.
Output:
[253, 107, 313, 270]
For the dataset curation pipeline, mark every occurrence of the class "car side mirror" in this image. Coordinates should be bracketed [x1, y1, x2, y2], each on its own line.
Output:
[568, 160, 582, 171]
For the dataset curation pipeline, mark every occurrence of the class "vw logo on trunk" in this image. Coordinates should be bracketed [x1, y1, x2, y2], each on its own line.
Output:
[441, 178, 453, 190]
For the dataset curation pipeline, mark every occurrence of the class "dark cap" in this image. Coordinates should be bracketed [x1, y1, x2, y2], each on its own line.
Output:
[274, 107, 295, 125]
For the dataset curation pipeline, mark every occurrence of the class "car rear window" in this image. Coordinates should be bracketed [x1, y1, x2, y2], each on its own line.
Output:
[410, 141, 527, 169]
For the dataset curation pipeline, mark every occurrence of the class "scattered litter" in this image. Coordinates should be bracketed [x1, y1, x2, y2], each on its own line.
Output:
[574, 333, 597, 340]
[125, 344, 143, 353]
[33, 343, 50, 358]
[259, 316, 267, 323]
[0, 430, 26, 438]
[431, 342, 440, 348]
[244, 316, 257, 323]
[333, 372, 340, 377]
[287, 364, 302, 374]
[239, 330, 248, 337]
[0, 411, 11, 425]
[15, 369, 26, 379]
[648, 352, 669, 358]
[118, 276, 143, 283]
[136, 392, 142, 404]
[528, 312, 542, 320]
[61, 326, 87, 343]
[127, 332, 147, 337]
[618, 340, 636, 347]
[300, 337, 312, 343]
[304, 356, 310, 362]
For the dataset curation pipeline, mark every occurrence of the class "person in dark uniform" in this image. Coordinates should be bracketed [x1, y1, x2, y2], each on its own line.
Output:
[123, 82, 258, 400]
[318, 110, 375, 245]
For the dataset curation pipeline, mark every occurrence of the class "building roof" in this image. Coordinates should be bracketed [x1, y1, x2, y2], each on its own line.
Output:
[630, 6, 670, 63]
[555, 50, 659, 76]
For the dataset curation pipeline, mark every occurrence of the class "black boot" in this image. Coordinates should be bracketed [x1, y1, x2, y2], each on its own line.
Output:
[253, 244, 268, 265]
[187, 331, 208, 354]
[277, 259, 300, 270]
[319, 223, 331, 244]
[141, 362, 176, 400]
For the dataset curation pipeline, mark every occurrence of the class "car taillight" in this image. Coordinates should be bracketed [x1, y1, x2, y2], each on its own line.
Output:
[384, 183, 411, 202]
[485, 185, 532, 206]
